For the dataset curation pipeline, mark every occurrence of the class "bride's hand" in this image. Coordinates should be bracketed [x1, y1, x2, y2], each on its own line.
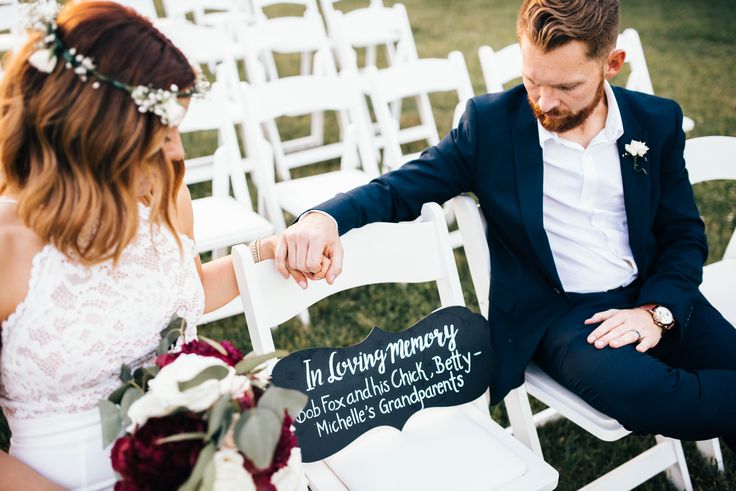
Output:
[258, 236, 331, 288]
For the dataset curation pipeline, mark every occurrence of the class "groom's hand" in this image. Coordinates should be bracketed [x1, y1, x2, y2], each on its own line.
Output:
[275, 212, 343, 287]
[584, 308, 663, 353]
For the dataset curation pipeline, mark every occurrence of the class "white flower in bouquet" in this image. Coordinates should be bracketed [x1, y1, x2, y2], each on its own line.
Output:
[271, 447, 305, 491]
[210, 449, 257, 491]
[127, 354, 246, 429]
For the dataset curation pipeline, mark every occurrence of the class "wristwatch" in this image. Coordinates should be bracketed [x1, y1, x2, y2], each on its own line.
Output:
[642, 304, 675, 331]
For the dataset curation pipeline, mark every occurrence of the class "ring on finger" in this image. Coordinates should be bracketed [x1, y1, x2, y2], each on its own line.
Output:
[631, 329, 641, 341]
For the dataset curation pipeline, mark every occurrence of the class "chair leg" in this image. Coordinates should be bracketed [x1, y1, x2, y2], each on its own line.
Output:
[655, 436, 693, 491]
[504, 386, 544, 457]
[696, 438, 724, 472]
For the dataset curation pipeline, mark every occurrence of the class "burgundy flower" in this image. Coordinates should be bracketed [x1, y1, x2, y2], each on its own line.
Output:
[156, 339, 244, 368]
[245, 414, 298, 491]
[111, 412, 207, 490]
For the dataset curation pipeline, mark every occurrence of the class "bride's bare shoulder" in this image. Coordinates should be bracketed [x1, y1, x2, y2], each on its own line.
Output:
[0, 206, 44, 322]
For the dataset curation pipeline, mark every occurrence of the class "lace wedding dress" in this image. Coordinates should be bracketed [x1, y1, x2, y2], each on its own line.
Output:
[0, 199, 204, 490]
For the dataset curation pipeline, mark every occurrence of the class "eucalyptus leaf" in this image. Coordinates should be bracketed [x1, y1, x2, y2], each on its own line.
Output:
[156, 432, 207, 445]
[234, 407, 281, 469]
[178, 365, 229, 392]
[107, 383, 130, 405]
[198, 335, 228, 356]
[259, 386, 309, 420]
[235, 350, 289, 375]
[120, 387, 143, 427]
[206, 394, 233, 440]
[119, 364, 132, 383]
[141, 365, 160, 389]
[178, 442, 215, 491]
[98, 400, 122, 447]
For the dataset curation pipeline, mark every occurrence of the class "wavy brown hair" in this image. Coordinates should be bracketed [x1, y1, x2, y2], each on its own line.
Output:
[517, 0, 620, 60]
[0, 1, 194, 265]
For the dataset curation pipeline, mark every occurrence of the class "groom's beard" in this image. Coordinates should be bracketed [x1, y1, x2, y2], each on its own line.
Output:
[528, 78, 605, 133]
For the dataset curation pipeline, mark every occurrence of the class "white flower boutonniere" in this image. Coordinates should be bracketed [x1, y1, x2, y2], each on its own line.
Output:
[623, 139, 649, 175]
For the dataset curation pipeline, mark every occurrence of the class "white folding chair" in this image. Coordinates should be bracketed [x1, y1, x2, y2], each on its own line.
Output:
[452, 194, 694, 491]
[684, 135, 736, 472]
[231, 201, 559, 491]
[179, 86, 274, 324]
[321, 0, 415, 71]
[365, 50, 474, 172]
[238, 68, 379, 230]
[478, 43, 523, 94]
[241, 3, 335, 160]
[616, 28, 695, 132]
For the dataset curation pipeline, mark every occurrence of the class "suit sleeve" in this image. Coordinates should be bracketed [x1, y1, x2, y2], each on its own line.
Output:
[311, 99, 481, 236]
[636, 101, 708, 334]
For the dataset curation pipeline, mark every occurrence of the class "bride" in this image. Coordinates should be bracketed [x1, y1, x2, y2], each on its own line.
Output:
[0, 2, 317, 489]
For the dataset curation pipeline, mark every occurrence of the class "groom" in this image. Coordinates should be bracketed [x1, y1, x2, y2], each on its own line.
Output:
[274, 0, 736, 444]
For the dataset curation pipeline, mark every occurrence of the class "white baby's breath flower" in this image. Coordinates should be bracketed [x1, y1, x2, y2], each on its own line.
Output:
[624, 140, 649, 158]
[161, 97, 186, 126]
[210, 449, 257, 491]
[28, 48, 57, 73]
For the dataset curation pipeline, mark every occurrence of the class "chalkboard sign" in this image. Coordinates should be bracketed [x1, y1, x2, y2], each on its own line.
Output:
[271, 306, 496, 462]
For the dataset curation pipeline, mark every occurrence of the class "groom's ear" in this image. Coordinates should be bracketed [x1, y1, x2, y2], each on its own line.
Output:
[604, 49, 626, 80]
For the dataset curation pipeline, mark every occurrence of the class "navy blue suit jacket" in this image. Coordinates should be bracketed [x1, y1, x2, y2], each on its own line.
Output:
[314, 85, 708, 404]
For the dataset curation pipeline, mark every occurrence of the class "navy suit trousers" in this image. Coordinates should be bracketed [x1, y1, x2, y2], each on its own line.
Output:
[533, 284, 736, 441]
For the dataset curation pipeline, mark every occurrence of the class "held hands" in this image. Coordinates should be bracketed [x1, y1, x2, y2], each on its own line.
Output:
[273, 212, 343, 289]
[585, 308, 663, 353]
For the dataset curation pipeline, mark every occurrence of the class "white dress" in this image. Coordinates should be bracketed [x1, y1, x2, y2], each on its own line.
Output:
[0, 200, 205, 490]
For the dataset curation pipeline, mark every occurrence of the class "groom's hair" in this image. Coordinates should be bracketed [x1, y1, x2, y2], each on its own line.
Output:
[517, 0, 620, 60]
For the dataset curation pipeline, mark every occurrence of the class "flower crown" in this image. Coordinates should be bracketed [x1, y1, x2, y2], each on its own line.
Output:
[24, 1, 209, 126]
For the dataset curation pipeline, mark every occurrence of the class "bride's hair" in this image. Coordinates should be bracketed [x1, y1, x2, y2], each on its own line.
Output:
[0, 1, 195, 265]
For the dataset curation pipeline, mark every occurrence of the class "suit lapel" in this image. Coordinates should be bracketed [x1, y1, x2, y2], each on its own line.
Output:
[512, 99, 564, 291]
[613, 88, 650, 270]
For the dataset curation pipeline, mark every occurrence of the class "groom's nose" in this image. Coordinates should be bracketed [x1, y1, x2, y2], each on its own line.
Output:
[536, 88, 560, 114]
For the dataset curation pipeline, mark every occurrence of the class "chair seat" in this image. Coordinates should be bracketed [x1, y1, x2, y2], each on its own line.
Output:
[275, 170, 374, 217]
[701, 259, 736, 326]
[192, 196, 273, 253]
[316, 404, 556, 491]
[524, 362, 630, 442]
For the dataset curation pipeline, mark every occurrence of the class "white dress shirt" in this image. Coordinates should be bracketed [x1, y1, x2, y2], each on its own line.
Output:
[538, 81, 638, 293]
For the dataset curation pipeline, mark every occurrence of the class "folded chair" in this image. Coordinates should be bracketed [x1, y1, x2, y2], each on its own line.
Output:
[452, 194, 694, 490]
[231, 201, 559, 490]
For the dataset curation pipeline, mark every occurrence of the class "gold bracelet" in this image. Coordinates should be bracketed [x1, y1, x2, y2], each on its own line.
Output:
[249, 240, 261, 263]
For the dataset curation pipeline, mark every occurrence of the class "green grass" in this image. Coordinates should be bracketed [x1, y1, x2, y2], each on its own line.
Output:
[2, 0, 734, 489]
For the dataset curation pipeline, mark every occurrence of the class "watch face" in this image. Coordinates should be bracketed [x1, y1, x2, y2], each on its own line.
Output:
[654, 306, 674, 325]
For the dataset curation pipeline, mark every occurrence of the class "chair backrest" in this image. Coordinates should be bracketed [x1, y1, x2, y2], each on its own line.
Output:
[366, 51, 474, 170]
[324, 2, 417, 70]
[238, 67, 379, 179]
[478, 43, 522, 94]
[684, 136, 736, 260]
[232, 202, 464, 354]
[451, 195, 491, 317]
[616, 28, 654, 95]
[153, 18, 244, 68]
[178, 82, 255, 211]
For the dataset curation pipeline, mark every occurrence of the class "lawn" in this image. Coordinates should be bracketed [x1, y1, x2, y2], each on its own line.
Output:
[1, 0, 734, 489]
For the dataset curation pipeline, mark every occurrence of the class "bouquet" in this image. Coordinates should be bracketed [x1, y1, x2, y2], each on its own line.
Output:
[99, 317, 308, 491]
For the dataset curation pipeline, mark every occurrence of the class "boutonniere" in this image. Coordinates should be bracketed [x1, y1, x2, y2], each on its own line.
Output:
[623, 140, 649, 175]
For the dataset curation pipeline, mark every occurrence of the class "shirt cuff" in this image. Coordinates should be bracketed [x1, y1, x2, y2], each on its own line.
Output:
[298, 210, 339, 233]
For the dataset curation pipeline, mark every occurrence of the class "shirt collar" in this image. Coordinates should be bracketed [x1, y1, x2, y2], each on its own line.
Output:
[537, 80, 624, 147]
